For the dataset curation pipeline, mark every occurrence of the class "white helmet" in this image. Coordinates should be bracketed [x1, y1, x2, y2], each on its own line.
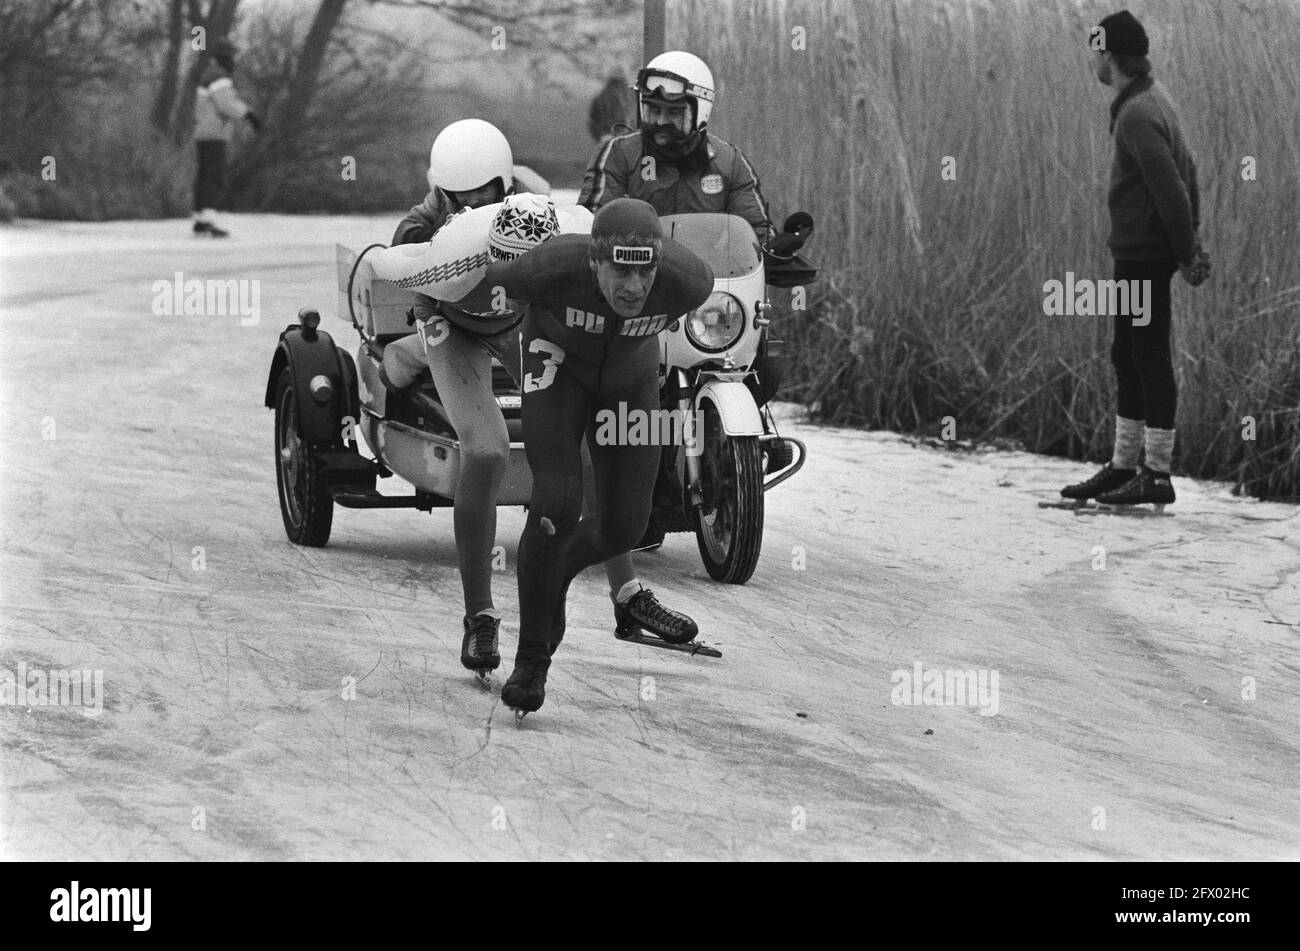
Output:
[488, 193, 560, 261]
[635, 51, 715, 131]
[426, 118, 513, 195]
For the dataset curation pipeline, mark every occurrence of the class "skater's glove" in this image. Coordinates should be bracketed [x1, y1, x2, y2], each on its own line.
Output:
[1180, 243, 1210, 287]
[245, 112, 263, 133]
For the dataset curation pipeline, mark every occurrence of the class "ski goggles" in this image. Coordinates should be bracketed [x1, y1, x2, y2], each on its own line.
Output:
[635, 68, 714, 105]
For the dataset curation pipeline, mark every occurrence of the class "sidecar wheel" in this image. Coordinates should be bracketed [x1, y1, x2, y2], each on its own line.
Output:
[691, 401, 764, 584]
[274, 367, 334, 546]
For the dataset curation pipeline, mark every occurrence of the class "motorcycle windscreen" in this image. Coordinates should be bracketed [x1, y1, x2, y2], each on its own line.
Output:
[660, 213, 762, 279]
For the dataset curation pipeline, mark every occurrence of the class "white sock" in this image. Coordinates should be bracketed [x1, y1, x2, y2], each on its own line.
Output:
[614, 580, 643, 604]
[200, 208, 216, 225]
[1111, 416, 1144, 470]
[475, 608, 501, 621]
[1144, 427, 1175, 474]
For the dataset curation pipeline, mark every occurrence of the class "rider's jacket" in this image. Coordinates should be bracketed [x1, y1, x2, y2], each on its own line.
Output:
[483, 234, 713, 365]
[578, 131, 773, 243]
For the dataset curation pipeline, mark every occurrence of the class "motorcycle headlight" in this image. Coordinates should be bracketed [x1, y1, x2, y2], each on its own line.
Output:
[685, 292, 745, 353]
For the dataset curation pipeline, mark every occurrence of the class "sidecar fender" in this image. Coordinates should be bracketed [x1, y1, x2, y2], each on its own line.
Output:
[265, 324, 359, 446]
[695, 378, 763, 437]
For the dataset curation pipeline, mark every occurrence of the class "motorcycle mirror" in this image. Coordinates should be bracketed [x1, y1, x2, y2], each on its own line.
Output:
[766, 212, 814, 260]
[782, 212, 814, 237]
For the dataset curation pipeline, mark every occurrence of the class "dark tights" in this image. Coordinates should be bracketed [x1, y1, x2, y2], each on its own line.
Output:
[515, 330, 660, 658]
[1110, 258, 1177, 429]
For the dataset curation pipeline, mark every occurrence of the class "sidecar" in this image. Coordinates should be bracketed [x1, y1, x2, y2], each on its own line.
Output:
[263, 245, 528, 546]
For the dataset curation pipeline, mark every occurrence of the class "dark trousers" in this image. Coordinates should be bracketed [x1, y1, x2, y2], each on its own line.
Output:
[1110, 258, 1178, 430]
[515, 328, 660, 655]
[193, 140, 227, 212]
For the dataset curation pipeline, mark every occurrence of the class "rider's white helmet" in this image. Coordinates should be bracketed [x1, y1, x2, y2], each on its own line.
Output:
[426, 118, 513, 195]
[488, 193, 560, 261]
[635, 51, 715, 131]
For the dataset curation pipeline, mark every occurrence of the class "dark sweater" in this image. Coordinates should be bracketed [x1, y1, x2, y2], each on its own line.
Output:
[1107, 78, 1200, 264]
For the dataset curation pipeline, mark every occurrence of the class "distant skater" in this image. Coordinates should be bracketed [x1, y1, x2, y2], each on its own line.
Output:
[1060, 10, 1210, 507]
[192, 37, 261, 238]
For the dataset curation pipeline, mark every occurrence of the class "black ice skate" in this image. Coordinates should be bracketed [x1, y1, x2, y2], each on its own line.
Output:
[193, 221, 229, 238]
[1083, 466, 1175, 516]
[614, 587, 698, 644]
[613, 589, 721, 657]
[500, 656, 550, 723]
[461, 613, 501, 689]
[1060, 463, 1135, 500]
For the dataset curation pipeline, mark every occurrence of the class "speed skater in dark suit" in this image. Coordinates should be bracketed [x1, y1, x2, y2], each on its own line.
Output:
[482, 198, 714, 715]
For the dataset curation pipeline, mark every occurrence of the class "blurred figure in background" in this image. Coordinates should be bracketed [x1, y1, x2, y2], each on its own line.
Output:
[587, 73, 633, 145]
[192, 37, 261, 238]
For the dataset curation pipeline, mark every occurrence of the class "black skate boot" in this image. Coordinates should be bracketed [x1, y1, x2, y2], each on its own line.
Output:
[460, 613, 501, 671]
[501, 647, 551, 718]
[614, 587, 698, 645]
[1060, 462, 1136, 501]
[1095, 465, 1175, 506]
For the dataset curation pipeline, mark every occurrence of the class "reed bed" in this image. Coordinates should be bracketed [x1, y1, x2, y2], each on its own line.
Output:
[672, 0, 1300, 498]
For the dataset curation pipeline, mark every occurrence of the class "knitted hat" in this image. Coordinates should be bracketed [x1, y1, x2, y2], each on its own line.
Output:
[589, 197, 663, 266]
[488, 193, 560, 261]
[1095, 11, 1150, 56]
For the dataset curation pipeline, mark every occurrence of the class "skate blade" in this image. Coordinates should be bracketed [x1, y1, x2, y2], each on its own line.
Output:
[1075, 503, 1172, 517]
[1038, 500, 1094, 511]
[473, 670, 494, 691]
[512, 708, 528, 727]
[615, 630, 722, 658]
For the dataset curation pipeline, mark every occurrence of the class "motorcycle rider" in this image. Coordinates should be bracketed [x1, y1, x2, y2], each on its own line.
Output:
[579, 52, 772, 244]
[374, 120, 698, 678]
[481, 198, 715, 715]
[578, 51, 790, 472]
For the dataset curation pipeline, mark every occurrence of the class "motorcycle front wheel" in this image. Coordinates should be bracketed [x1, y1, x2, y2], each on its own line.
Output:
[691, 400, 764, 584]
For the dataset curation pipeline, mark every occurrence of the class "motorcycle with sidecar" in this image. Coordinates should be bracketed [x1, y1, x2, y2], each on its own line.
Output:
[265, 210, 816, 584]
